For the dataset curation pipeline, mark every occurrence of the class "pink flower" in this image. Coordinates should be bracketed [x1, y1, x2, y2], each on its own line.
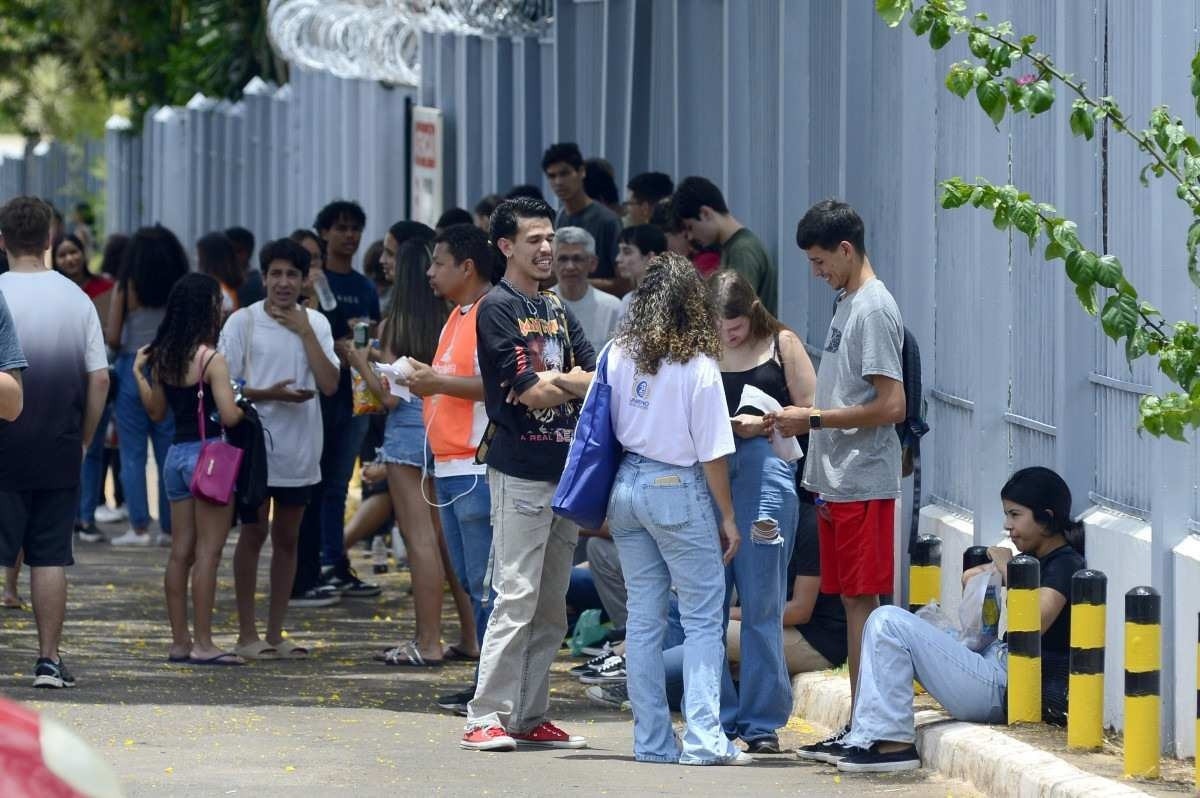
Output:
[1015, 74, 1036, 86]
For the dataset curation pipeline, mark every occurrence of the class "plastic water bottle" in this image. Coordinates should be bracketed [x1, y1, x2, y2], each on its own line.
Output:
[311, 270, 338, 311]
[371, 535, 388, 574]
[391, 526, 408, 568]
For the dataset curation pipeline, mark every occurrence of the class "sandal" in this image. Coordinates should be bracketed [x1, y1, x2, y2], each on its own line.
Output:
[234, 640, 280, 661]
[443, 644, 479, 662]
[383, 641, 443, 668]
[273, 638, 309, 659]
[2, 595, 24, 610]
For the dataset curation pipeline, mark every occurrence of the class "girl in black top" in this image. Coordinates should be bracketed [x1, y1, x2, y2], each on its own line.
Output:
[711, 270, 817, 752]
[133, 274, 245, 666]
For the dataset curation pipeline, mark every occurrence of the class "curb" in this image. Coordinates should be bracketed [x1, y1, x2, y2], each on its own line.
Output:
[790, 672, 1152, 798]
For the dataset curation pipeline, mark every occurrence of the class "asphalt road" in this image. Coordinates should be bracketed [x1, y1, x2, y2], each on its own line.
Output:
[0, 528, 978, 797]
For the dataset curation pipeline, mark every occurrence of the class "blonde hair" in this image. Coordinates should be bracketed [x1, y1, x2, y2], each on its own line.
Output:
[614, 252, 722, 374]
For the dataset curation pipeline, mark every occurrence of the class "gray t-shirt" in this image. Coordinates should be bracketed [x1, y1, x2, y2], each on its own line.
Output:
[801, 278, 904, 502]
[557, 201, 622, 279]
[0, 292, 27, 373]
[552, 284, 623, 349]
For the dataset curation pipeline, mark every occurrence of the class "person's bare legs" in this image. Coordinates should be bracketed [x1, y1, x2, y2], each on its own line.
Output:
[842, 593, 880, 708]
[190, 499, 237, 661]
[30, 566, 66, 660]
[3, 550, 24, 607]
[234, 503, 271, 647]
[432, 497, 477, 656]
[387, 464, 443, 661]
[343, 492, 393, 551]
[164, 499, 197, 660]
[264, 503, 305, 647]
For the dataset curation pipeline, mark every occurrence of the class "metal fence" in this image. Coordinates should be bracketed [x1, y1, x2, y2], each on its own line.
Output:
[0, 138, 104, 227]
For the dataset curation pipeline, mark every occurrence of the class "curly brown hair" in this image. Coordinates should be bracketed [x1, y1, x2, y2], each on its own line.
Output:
[614, 252, 722, 375]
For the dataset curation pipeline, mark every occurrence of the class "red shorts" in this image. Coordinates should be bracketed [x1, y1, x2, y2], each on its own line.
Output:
[817, 498, 895, 597]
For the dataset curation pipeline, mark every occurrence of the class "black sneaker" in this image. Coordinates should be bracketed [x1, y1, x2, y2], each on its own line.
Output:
[289, 585, 341, 608]
[33, 657, 76, 689]
[322, 564, 382, 598]
[836, 743, 920, 773]
[77, 524, 105, 544]
[796, 724, 851, 763]
[745, 735, 782, 754]
[579, 654, 626, 685]
[570, 648, 618, 677]
[436, 687, 475, 716]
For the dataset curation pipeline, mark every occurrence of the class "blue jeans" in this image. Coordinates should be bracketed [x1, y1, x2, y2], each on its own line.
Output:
[320, 392, 369, 566]
[607, 453, 737, 765]
[719, 435, 798, 742]
[114, 352, 174, 533]
[161, 440, 204, 502]
[845, 606, 1007, 748]
[78, 401, 113, 523]
[436, 474, 493, 645]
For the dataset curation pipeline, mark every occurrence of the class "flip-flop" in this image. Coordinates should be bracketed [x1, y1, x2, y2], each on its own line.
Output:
[188, 652, 245, 666]
[272, 638, 309, 660]
[383, 641, 443, 668]
[234, 640, 280, 661]
[167, 654, 191, 663]
[2, 597, 24, 610]
[443, 644, 479, 662]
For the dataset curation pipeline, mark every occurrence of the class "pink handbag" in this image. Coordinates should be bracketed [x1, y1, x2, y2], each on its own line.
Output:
[189, 351, 243, 505]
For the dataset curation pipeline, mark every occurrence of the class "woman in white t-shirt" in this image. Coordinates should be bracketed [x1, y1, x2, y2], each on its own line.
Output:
[602, 252, 748, 766]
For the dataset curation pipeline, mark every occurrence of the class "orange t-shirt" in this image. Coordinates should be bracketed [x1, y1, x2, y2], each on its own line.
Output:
[423, 302, 488, 477]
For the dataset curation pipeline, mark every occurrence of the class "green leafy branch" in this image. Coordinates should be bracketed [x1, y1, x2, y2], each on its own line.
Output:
[877, 0, 1200, 439]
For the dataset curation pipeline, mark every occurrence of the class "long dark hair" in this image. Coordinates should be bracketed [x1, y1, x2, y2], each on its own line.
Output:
[196, 231, 243, 289]
[120, 225, 189, 308]
[383, 240, 446, 363]
[100, 234, 129, 279]
[52, 233, 88, 277]
[1001, 467, 1085, 556]
[145, 273, 223, 386]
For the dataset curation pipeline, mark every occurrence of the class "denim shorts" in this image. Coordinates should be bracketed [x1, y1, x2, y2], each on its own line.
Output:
[162, 440, 204, 502]
[379, 397, 432, 469]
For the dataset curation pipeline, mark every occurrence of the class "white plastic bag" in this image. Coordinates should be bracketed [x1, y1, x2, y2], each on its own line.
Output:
[958, 567, 1003, 652]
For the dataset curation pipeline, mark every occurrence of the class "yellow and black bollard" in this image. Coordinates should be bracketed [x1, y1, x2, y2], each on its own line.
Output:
[1007, 554, 1041, 724]
[963, 545, 991, 571]
[1124, 586, 1160, 779]
[1067, 569, 1106, 749]
[908, 534, 942, 612]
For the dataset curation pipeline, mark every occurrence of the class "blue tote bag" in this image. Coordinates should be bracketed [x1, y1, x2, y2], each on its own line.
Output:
[552, 341, 622, 529]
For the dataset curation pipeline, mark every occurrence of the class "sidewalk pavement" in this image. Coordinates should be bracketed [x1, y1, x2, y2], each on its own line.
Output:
[791, 671, 1187, 797]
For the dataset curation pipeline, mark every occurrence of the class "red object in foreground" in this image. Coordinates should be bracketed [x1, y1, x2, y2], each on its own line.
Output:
[0, 697, 121, 798]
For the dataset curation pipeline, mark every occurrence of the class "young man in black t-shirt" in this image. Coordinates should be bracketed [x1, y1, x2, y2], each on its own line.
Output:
[461, 198, 596, 752]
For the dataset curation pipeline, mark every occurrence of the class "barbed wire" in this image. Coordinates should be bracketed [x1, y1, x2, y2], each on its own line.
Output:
[267, 0, 554, 86]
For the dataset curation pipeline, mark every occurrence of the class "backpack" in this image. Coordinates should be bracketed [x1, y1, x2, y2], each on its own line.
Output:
[897, 327, 930, 556]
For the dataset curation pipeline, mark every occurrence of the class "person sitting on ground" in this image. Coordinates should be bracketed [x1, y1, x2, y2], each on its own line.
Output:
[812, 466, 1086, 774]
[133, 274, 245, 665]
[614, 224, 668, 320]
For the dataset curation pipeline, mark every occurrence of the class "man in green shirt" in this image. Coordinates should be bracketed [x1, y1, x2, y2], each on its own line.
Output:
[672, 176, 777, 315]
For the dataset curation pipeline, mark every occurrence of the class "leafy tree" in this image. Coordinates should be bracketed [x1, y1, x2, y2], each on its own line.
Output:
[878, 0, 1200, 439]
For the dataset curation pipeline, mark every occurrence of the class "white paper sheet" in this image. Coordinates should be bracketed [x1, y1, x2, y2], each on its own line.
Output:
[374, 357, 415, 402]
[736, 384, 804, 462]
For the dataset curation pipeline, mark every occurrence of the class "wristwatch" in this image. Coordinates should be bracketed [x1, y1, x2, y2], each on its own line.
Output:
[809, 409, 823, 430]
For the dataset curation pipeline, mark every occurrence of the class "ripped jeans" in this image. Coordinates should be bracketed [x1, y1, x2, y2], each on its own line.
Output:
[467, 468, 579, 732]
[719, 435, 799, 742]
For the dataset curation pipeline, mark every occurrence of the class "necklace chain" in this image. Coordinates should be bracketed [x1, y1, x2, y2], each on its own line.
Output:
[501, 278, 546, 318]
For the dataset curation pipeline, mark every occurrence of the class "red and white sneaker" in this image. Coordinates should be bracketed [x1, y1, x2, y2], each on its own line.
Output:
[461, 725, 516, 751]
[511, 721, 588, 749]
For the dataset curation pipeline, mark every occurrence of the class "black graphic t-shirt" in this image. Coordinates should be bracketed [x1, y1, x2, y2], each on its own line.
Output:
[476, 281, 597, 482]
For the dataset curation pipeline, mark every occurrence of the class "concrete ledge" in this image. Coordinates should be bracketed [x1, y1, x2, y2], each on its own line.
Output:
[791, 672, 1151, 798]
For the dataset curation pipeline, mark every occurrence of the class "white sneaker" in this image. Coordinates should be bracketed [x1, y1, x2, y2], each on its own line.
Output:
[154, 533, 172, 547]
[94, 505, 128, 524]
[110, 529, 152, 547]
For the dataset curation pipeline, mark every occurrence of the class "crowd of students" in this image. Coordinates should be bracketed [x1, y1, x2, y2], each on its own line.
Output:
[0, 141, 1086, 772]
